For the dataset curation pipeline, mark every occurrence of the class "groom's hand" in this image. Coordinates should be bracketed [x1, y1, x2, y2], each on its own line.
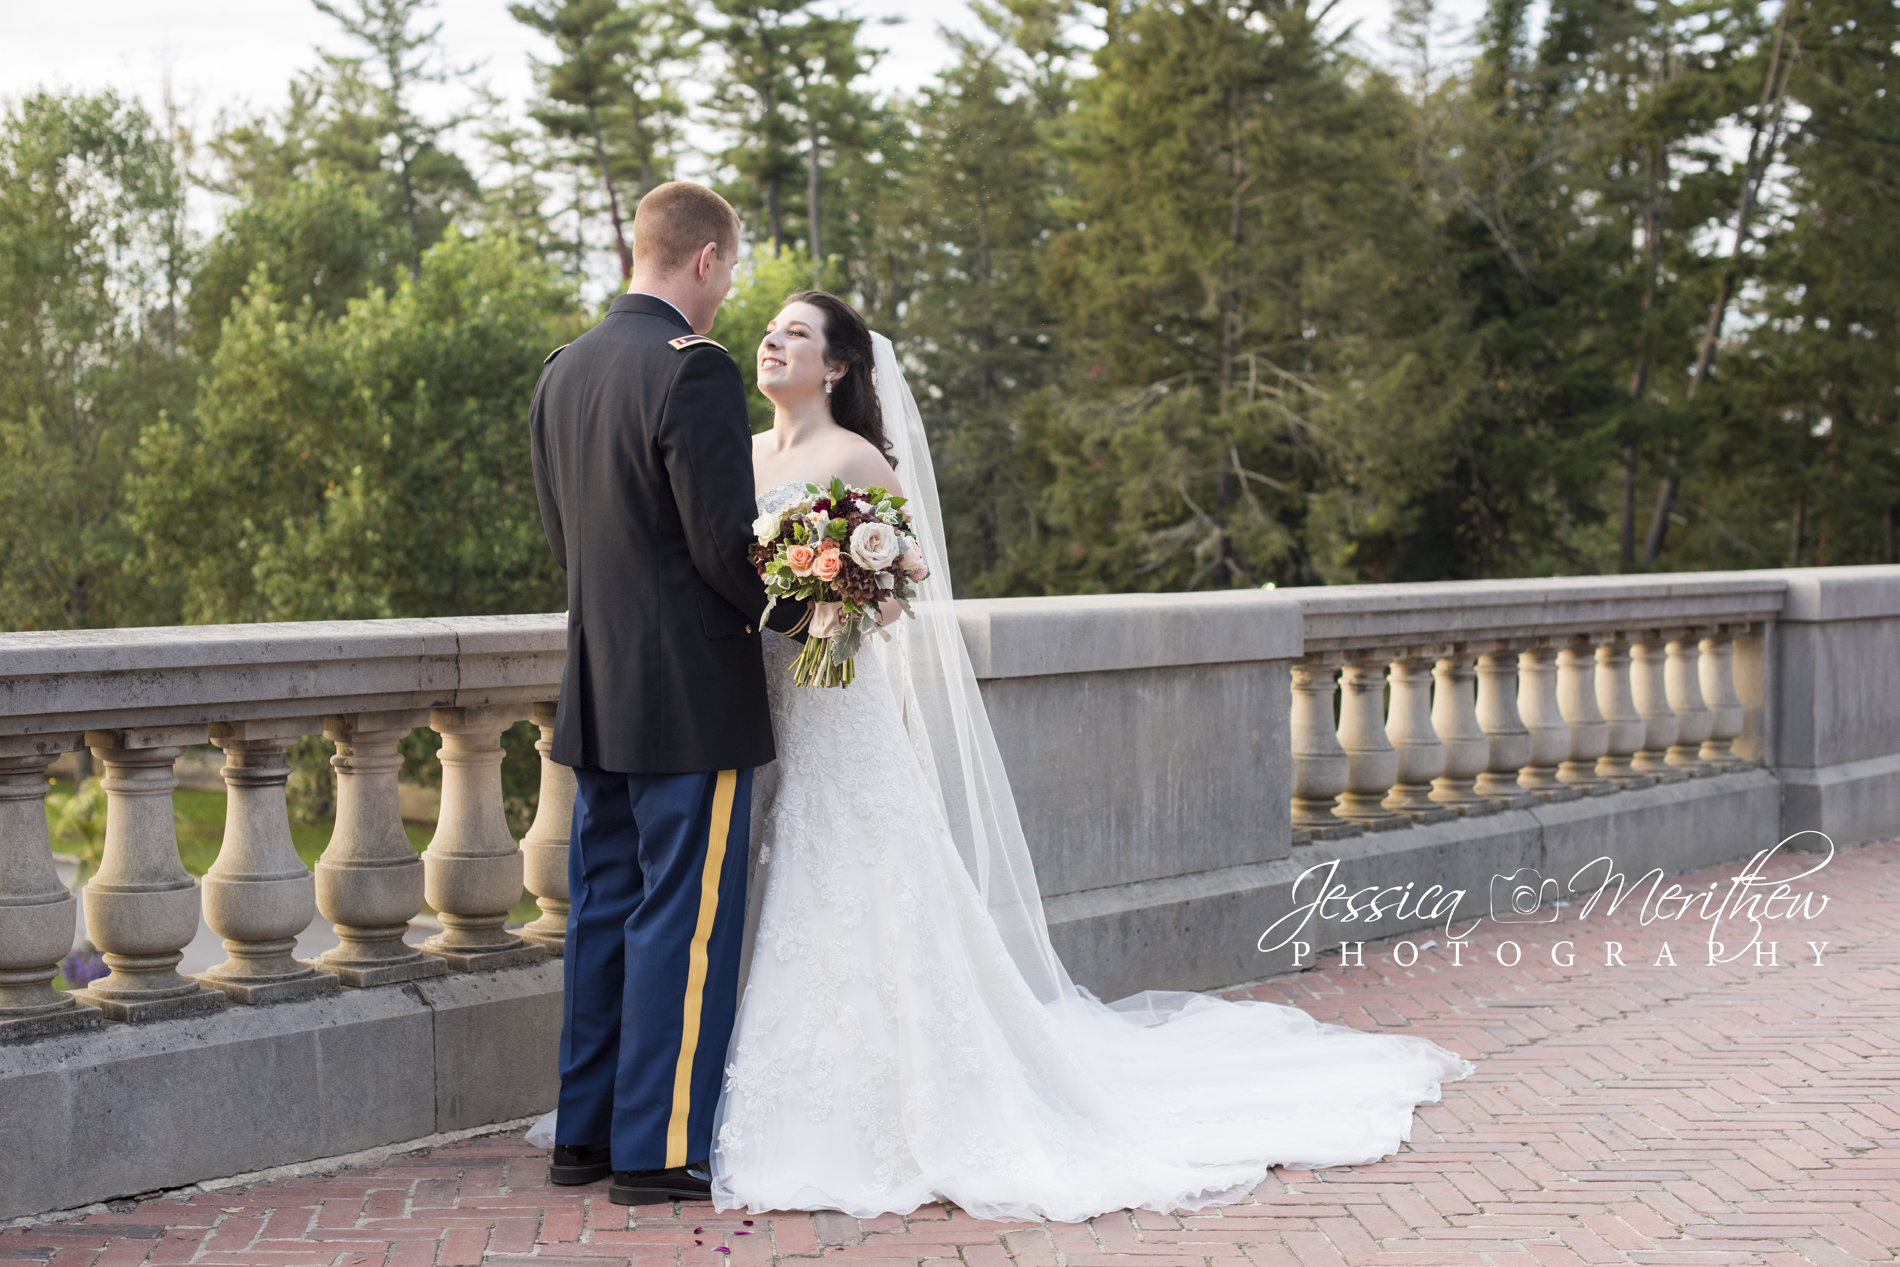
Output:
[766, 596, 812, 643]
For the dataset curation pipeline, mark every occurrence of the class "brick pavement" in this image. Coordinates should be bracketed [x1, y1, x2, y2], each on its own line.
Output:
[6, 839, 1896, 1267]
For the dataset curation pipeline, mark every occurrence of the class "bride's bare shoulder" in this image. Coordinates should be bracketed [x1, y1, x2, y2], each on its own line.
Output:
[834, 432, 904, 497]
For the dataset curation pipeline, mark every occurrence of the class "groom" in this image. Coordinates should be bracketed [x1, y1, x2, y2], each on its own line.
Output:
[528, 181, 801, 1206]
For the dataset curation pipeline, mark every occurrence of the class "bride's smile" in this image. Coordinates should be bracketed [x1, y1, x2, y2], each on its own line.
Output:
[750, 293, 904, 503]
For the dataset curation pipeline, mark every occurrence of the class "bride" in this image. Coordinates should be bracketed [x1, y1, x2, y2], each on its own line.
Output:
[703, 290, 1471, 1222]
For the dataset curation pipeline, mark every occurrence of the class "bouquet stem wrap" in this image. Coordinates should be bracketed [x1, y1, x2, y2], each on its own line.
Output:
[790, 631, 856, 688]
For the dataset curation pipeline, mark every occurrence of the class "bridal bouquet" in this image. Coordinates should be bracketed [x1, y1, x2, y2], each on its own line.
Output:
[751, 477, 929, 688]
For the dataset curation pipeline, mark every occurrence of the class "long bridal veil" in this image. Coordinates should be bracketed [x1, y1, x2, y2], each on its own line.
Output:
[867, 333, 1074, 1007]
[868, 330, 1471, 1119]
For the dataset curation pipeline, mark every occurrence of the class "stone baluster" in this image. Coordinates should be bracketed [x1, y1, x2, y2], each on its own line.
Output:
[1556, 639, 1612, 793]
[1594, 638, 1654, 786]
[519, 701, 576, 951]
[419, 707, 546, 971]
[1730, 629, 1767, 765]
[1430, 653, 1498, 815]
[0, 740, 102, 1041]
[197, 721, 340, 1004]
[1665, 633, 1715, 775]
[1629, 638, 1685, 780]
[1289, 659, 1358, 838]
[1382, 656, 1454, 821]
[1699, 628, 1747, 770]
[1334, 655, 1406, 829]
[1473, 647, 1534, 807]
[72, 728, 227, 1022]
[1515, 645, 1578, 799]
[312, 711, 446, 987]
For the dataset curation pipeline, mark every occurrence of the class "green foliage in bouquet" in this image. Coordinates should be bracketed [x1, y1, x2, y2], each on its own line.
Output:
[751, 477, 921, 688]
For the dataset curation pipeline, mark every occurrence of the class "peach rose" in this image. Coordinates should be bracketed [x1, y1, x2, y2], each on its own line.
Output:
[785, 543, 818, 576]
[811, 546, 843, 582]
[898, 542, 928, 582]
[808, 601, 845, 639]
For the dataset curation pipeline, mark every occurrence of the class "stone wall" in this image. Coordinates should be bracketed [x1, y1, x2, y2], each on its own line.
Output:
[1764, 567, 1900, 849]
[3, 568, 1898, 1218]
[958, 592, 1300, 996]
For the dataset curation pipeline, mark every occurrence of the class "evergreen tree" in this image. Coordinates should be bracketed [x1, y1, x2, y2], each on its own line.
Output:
[704, 0, 808, 254]
[310, 0, 480, 280]
[986, 0, 1422, 592]
[703, 0, 901, 293]
[188, 175, 407, 359]
[1711, 0, 1900, 567]
[1633, 0, 1793, 564]
[510, 0, 695, 282]
[891, 1, 1075, 585]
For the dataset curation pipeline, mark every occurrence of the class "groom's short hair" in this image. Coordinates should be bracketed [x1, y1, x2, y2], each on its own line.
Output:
[633, 182, 741, 273]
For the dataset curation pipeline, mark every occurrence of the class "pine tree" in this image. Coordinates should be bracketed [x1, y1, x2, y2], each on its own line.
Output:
[989, 0, 1420, 591]
[1712, 0, 1900, 566]
[704, 0, 808, 255]
[891, 1, 1075, 584]
[1635, 0, 1794, 564]
[510, 0, 695, 282]
[311, 0, 480, 280]
[702, 0, 900, 292]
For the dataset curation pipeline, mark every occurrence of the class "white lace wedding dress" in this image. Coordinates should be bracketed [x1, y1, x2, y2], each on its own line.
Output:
[708, 483, 1472, 1222]
[528, 335, 1470, 1222]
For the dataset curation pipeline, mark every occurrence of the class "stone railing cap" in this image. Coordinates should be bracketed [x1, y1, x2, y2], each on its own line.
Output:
[0, 614, 567, 740]
[955, 590, 1304, 679]
[1296, 572, 1788, 652]
[1741, 566, 1900, 622]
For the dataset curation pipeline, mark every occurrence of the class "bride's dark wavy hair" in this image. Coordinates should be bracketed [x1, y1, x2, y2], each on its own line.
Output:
[785, 289, 896, 470]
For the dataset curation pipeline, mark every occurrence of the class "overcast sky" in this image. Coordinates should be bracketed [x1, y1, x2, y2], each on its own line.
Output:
[6, 0, 1497, 147]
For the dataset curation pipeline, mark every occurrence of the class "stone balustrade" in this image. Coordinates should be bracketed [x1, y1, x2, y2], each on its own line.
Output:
[1285, 575, 1782, 839]
[0, 617, 566, 1044]
[3, 568, 1898, 1219]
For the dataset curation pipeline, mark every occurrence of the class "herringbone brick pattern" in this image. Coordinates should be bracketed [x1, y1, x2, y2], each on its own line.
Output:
[6, 841, 1896, 1267]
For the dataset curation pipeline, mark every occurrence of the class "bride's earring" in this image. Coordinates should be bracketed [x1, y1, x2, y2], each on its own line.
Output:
[824, 378, 834, 395]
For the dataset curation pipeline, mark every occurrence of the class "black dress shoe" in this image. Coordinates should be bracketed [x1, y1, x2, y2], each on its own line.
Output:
[609, 1161, 713, 1205]
[548, 1142, 612, 1186]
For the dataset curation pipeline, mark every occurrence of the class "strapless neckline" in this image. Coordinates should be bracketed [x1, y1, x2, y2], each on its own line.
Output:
[755, 480, 808, 513]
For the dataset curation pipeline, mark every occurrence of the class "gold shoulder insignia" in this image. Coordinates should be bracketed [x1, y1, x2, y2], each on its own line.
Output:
[668, 334, 728, 353]
[543, 343, 570, 364]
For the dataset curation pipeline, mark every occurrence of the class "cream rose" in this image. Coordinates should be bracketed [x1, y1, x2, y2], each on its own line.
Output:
[849, 521, 901, 571]
[811, 546, 843, 582]
[785, 543, 817, 576]
[752, 510, 781, 543]
[807, 601, 845, 639]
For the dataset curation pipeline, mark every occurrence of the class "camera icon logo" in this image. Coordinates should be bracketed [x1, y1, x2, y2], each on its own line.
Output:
[1489, 867, 1561, 924]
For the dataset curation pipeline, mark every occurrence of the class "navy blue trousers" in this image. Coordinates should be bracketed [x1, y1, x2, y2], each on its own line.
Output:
[557, 766, 752, 1171]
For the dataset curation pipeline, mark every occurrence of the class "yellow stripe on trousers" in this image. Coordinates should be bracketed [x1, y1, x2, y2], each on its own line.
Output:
[665, 768, 737, 1169]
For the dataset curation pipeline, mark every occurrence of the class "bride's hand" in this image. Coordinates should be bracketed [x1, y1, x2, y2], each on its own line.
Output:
[876, 597, 904, 627]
